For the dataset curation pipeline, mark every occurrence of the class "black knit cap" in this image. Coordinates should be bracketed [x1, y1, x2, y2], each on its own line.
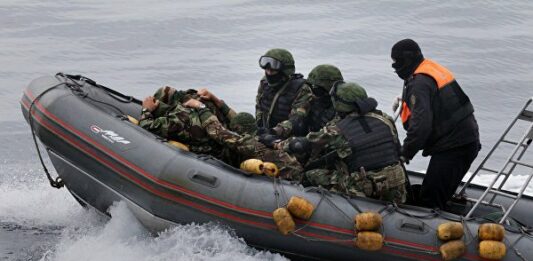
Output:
[391, 39, 424, 80]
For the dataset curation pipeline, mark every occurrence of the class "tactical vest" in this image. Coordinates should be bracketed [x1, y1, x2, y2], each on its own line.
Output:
[400, 59, 474, 140]
[337, 111, 401, 172]
[307, 97, 335, 132]
[258, 74, 306, 128]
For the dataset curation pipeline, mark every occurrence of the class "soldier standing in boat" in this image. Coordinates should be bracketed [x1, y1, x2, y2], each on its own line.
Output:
[255, 48, 314, 147]
[390, 39, 480, 209]
[279, 82, 408, 204]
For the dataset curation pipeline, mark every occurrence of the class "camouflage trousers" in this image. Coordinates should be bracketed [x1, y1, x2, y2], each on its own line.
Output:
[304, 163, 407, 204]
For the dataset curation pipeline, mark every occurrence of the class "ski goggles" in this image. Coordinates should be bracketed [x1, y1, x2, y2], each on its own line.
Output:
[258, 56, 283, 70]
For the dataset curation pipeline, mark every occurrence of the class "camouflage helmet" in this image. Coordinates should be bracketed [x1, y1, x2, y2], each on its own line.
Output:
[307, 64, 344, 92]
[262, 48, 295, 76]
[330, 82, 368, 113]
[230, 112, 257, 135]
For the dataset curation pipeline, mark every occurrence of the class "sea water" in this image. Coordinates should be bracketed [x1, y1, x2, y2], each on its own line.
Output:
[1, 0, 533, 260]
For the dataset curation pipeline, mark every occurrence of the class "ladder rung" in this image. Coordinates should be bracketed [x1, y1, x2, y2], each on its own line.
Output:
[509, 159, 533, 168]
[480, 167, 499, 174]
[518, 109, 533, 122]
[480, 167, 510, 176]
[464, 197, 506, 211]
[489, 189, 518, 199]
[501, 139, 527, 147]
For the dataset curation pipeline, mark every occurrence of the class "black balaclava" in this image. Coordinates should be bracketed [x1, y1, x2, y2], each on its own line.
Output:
[391, 39, 424, 80]
[265, 72, 286, 87]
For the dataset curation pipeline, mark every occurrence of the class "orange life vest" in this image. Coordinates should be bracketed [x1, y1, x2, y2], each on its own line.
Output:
[400, 59, 474, 139]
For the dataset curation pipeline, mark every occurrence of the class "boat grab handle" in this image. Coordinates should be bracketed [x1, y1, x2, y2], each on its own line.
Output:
[397, 219, 428, 234]
[189, 171, 219, 188]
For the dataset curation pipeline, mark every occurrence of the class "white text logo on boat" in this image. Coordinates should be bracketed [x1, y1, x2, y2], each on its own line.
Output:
[90, 125, 131, 144]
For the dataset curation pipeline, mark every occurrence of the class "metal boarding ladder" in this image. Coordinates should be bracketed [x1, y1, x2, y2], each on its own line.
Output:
[458, 97, 533, 224]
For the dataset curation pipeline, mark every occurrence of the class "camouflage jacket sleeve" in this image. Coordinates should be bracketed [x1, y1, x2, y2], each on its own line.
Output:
[219, 101, 237, 121]
[201, 112, 264, 158]
[272, 82, 314, 138]
[138, 107, 188, 140]
[150, 101, 172, 118]
[151, 86, 188, 118]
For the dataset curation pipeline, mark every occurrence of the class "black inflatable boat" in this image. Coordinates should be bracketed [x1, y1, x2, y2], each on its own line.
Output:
[20, 74, 533, 260]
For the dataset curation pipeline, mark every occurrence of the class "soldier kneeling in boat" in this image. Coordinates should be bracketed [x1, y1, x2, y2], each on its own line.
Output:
[275, 82, 408, 204]
[139, 86, 303, 180]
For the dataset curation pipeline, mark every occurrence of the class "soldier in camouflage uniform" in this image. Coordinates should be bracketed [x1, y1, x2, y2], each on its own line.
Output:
[305, 64, 344, 132]
[280, 64, 344, 164]
[139, 87, 231, 156]
[194, 90, 304, 181]
[255, 49, 314, 146]
[280, 82, 408, 204]
[140, 87, 303, 180]
[206, 112, 303, 182]
[144, 86, 236, 127]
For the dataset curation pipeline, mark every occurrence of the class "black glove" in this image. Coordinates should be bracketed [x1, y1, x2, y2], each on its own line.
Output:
[400, 156, 410, 165]
[399, 146, 410, 165]
[258, 133, 281, 148]
[288, 137, 311, 165]
[288, 137, 311, 155]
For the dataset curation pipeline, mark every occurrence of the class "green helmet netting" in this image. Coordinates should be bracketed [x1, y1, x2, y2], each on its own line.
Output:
[331, 82, 368, 113]
[307, 64, 343, 92]
[230, 112, 257, 135]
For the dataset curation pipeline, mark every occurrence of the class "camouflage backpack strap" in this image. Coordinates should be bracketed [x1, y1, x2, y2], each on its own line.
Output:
[257, 79, 268, 127]
[265, 80, 292, 128]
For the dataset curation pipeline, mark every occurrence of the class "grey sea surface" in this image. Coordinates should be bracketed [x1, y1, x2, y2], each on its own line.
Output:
[1, 0, 533, 260]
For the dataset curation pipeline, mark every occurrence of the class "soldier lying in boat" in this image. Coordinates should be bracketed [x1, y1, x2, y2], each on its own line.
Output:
[139, 86, 303, 180]
[275, 82, 408, 204]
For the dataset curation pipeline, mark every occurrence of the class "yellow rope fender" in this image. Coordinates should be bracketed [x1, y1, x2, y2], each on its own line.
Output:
[479, 240, 506, 260]
[240, 159, 264, 175]
[287, 196, 315, 220]
[127, 115, 139, 125]
[272, 208, 295, 235]
[354, 212, 382, 232]
[353, 212, 383, 251]
[354, 231, 383, 251]
[167, 140, 190, 151]
[478, 223, 505, 241]
[477, 223, 506, 260]
[437, 222, 464, 241]
[262, 162, 279, 177]
[439, 240, 466, 261]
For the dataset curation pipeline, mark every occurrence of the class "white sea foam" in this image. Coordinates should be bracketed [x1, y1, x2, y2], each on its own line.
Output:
[45, 202, 286, 261]
[0, 174, 285, 260]
[463, 172, 533, 196]
[0, 166, 284, 261]
[0, 181, 84, 226]
[413, 169, 533, 196]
